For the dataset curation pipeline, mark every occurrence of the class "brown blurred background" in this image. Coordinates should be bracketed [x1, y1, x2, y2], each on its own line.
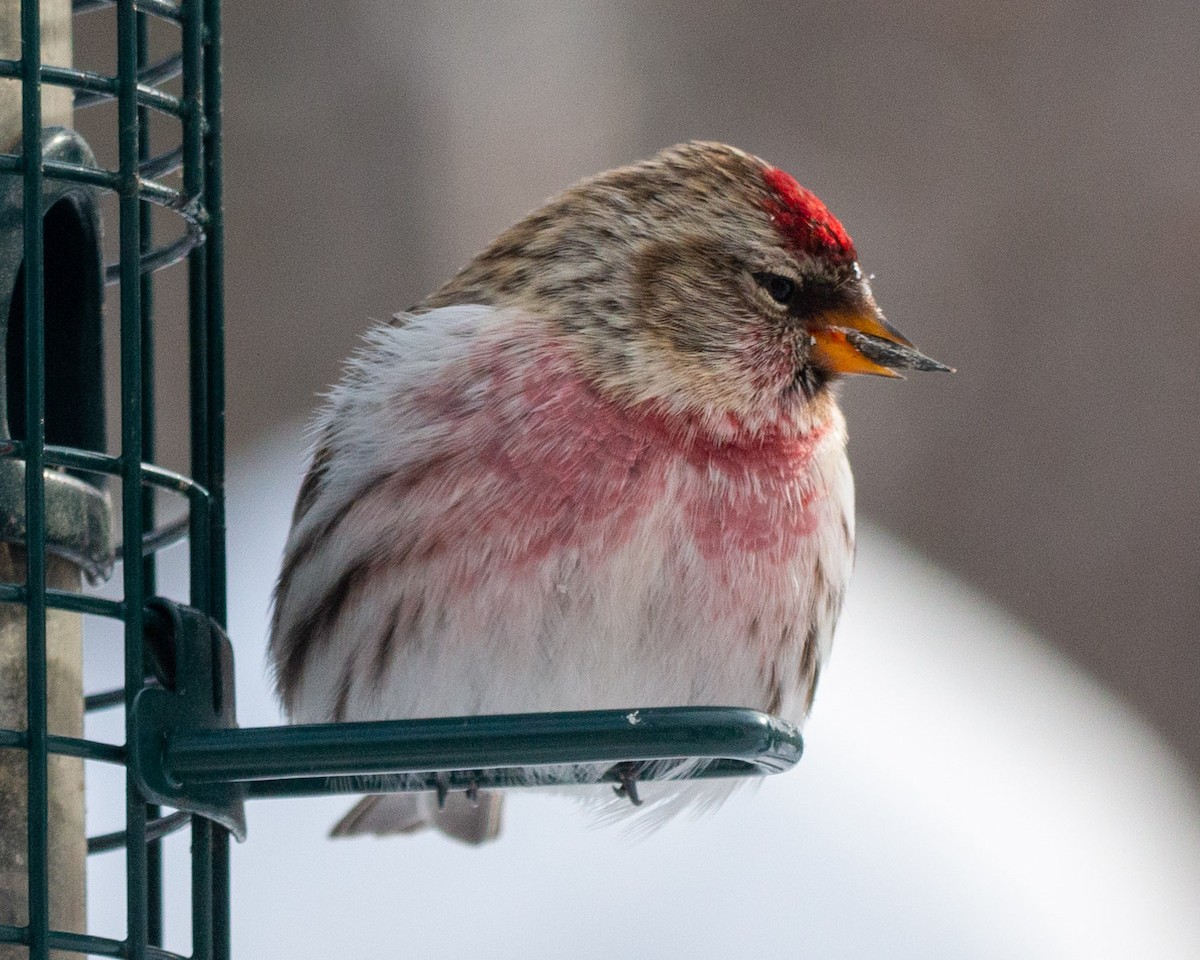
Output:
[78, 1, 1200, 782]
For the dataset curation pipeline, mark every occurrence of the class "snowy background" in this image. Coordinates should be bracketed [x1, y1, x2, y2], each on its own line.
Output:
[81, 429, 1200, 959]
[61, 0, 1200, 952]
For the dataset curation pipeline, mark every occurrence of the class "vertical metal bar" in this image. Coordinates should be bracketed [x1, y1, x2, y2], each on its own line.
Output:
[137, 12, 155, 566]
[117, 0, 148, 957]
[134, 11, 165, 945]
[183, 0, 207, 612]
[212, 828, 230, 960]
[202, 0, 230, 953]
[203, 0, 225, 625]
[182, 0, 215, 949]
[182, 0, 220, 951]
[20, 0, 49, 955]
[190, 818, 213, 960]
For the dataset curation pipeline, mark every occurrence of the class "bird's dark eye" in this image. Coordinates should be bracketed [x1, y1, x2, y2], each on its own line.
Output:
[755, 272, 796, 305]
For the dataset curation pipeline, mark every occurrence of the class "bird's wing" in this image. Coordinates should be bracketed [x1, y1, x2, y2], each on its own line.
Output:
[268, 304, 517, 719]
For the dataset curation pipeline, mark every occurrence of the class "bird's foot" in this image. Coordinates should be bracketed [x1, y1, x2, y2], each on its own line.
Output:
[611, 762, 644, 807]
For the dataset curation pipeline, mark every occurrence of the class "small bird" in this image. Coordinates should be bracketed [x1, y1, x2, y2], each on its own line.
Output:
[268, 141, 949, 844]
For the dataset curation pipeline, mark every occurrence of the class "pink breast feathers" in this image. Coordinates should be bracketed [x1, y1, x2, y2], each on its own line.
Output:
[416, 336, 829, 570]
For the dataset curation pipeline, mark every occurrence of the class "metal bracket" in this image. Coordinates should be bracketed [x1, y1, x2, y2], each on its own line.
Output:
[130, 598, 246, 840]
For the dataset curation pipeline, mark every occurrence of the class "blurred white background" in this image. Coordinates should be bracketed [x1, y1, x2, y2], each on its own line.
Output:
[82, 431, 1200, 958]
[64, 0, 1200, 953]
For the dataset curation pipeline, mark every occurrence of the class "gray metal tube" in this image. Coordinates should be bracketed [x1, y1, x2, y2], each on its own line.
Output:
[0, 550, 86, 960]
[0, 2, 83, 957]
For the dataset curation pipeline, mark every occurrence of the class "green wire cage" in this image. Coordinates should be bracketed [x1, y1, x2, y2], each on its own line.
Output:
[0, 3, 803, 958]
[0, 0, 229, 956]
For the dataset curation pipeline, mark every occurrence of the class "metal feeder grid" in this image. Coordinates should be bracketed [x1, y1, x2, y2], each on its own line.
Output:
[0, 2, 804, 958]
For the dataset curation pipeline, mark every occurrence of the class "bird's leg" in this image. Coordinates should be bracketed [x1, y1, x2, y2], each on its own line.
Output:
[611, 761, 644, 807]
[465, 777, 480, 807]
[434, 773, 449, 810]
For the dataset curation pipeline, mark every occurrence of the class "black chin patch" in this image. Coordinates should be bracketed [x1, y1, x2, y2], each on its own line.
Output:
[785, 363, 829, 400]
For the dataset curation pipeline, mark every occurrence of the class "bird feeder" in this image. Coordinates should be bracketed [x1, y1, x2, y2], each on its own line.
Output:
[0, 3, 803, 959]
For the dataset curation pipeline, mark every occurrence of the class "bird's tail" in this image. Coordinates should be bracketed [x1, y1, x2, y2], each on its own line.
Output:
[330, 791, 503, 845]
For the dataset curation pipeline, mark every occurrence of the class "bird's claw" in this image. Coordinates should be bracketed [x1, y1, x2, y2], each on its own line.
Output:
[612, 762, 644, 807]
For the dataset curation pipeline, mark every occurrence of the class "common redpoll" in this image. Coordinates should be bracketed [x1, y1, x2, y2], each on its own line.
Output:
[268, 141, 949, 844]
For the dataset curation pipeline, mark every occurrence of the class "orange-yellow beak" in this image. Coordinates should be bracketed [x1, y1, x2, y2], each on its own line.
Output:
[808, 306, 952, 378]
